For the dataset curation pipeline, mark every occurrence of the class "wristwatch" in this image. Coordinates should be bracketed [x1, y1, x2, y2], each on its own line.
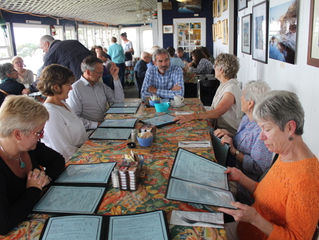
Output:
[235, 150, 240, 156]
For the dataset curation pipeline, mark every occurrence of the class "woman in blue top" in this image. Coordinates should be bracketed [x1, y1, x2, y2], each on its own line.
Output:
[214, 81, 273, 204]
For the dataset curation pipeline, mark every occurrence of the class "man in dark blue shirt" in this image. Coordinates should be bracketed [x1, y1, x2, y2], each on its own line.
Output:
[134, 51, 151, 98]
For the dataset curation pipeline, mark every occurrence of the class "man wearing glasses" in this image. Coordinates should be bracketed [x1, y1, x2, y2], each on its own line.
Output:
[67, 56, 124, 130]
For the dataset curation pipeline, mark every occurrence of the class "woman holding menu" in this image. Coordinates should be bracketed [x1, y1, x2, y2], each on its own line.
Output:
[175, 53, 242, 136]
[0, 95, 64, 235]
[218, 91, 319, 240]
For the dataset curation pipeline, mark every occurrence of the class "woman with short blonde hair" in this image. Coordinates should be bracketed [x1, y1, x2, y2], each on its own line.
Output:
[0, 95, 64, 235]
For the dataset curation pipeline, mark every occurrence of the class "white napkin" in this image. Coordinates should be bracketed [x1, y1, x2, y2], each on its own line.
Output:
[178, 141, 212, 148]
[170, 210, 224, 228]
[174, 111, 194, 115]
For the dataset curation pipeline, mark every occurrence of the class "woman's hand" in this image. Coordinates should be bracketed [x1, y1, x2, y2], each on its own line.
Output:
[26, 169, 50, 190]
[174, 114, 196, 124]
[225, 167, 244, 182]
[214, 128, 231, 138]
[221, 135, 234, 148]
[218, 202, 258, 223]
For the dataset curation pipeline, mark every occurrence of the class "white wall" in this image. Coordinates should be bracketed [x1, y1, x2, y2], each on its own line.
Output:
[236, 0, 319, 157]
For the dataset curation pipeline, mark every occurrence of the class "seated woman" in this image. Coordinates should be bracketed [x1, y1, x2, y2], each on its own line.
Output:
[0, 95, 65, 235]
[175, 53, 242, 135]
[0, 63, 29, 106]
[215, 81, 273, 204]
[219, 91, 319, 240]
[37, 64, 87, 162]
[12, 56, 34, 88]
[186, 48, 214, 74]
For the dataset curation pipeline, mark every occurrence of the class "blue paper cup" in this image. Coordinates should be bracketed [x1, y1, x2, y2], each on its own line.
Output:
[154, 102, 170, 112]
[137, 136, 153, 147]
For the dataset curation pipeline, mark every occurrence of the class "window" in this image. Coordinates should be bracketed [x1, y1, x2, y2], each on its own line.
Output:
[53, 25, 64, 40]
[65, 25, 76, 40]
[0, 23, 14, 64]
[12, 23, 49, 74]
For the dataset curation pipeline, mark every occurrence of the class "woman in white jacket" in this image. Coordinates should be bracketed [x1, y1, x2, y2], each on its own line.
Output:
[38, 64, 87, 162]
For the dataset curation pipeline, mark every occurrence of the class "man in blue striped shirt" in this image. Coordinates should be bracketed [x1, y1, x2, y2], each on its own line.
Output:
[141, 48, 184, 99]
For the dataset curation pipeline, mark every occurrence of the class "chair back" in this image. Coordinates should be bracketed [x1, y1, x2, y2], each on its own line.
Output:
[212, 134, 229, 166]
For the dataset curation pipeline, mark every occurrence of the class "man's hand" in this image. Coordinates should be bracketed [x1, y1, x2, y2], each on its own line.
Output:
[110, 63, 120, 80]
[171, 84, 182, 91]
[148, 86, 157, 94]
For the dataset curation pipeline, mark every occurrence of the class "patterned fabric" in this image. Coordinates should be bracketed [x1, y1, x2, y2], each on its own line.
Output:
[141, 65, 184, 99]
[233, 115, 273, 181]
[170, 57, 185, 68]
[0, 99, 226, 240]
[189, 58, 214, 74]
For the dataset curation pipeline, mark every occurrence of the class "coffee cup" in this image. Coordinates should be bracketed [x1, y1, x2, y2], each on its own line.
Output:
[173, 95, 184, 106]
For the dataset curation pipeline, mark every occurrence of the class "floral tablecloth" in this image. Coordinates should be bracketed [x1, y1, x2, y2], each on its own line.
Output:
[0, 98, 226, 240]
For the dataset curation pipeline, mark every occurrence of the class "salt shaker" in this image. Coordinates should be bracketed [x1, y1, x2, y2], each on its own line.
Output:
[131, 129, 137, 142]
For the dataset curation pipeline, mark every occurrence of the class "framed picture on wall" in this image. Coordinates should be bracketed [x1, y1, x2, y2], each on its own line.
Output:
[223, 0, 228, 12]
[269, 0, 297, 64]
[307, 0, 319, 67]
[241, 14, 252, 54]
[213, 0, 218, 17]
[238, 0, 247, 11]
[223, 19, 228, 45]
[163, 25, 173, 34]
[217, 0, 222, 17]
[252, 1, 268, 63]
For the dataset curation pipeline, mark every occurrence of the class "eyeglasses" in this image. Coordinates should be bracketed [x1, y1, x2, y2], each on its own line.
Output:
[34, 129, 44, 138]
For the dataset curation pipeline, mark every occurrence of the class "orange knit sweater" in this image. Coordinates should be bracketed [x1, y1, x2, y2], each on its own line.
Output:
[237, 156, 319, 240]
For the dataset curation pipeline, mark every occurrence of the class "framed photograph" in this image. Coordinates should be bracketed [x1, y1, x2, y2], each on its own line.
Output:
[222, 19, 228, 45]
[213, 0, 218, 17]
[252, 1, 269, 63]
[269, 0, 297, 64]
[217, 0, 222, 17]
[307, 0, 319, 67]
[238, 0, 247, 11]
[223, 0, 228, 12]
[242, 14, 252, 54]
[163, 25, 173, 34]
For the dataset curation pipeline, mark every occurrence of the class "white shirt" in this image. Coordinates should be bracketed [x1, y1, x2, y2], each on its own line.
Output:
[211, 78, 242, 135]
[66, 76, 124, 129]
[42, 101, 88, 161]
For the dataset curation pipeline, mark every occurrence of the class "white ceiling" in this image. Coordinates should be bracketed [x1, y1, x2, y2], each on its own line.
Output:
[0, 0, 158, 25]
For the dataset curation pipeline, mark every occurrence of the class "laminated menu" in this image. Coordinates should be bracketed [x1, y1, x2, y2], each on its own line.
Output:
[166, 148, 236, 209]
[111, 102, 141, 108]
[140, 114, 176, 127]
[33, 163, 116, 214]
[40, 211, 169, 240]
[105, 107, 138, 114]
[89, 127, 132, 140]
[99, 118, 137, 128]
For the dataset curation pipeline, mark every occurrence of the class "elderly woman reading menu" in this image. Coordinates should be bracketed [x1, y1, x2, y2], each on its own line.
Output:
[215, 81, 273, 205]
[175, 53, 241, 135]
[0, 96, 64, 235]
[38, 64, 87, 161]
[219, 91, 319, 240]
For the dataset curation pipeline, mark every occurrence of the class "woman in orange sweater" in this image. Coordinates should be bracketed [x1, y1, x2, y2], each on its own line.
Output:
[219, 90, 319, 240]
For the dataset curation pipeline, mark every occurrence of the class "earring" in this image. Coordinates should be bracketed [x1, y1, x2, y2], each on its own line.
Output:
[288, 136, 293, 141]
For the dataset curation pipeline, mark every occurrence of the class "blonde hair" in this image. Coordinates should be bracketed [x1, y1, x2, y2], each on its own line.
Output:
[0, 95, 49, 137]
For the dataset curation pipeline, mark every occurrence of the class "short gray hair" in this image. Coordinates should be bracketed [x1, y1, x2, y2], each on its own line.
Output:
[0, 95, 49, 137]
[214, 53, 240, 79]
[81, 56, 103, 72]
[253, 90, 304, 135]
[0, 63, 14, 80]
[40, 35, 55, 44]
[152, 48, 169, 62]
[141, 51, 150, 59]
[243, 81, 270, 104]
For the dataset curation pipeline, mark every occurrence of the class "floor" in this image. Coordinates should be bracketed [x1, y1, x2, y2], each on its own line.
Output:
[124, 84, 139, 98]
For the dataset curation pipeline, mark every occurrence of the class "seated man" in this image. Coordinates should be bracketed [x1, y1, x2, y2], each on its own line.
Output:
[167, 47, 185, 69]
[177, 47, 190, 62]
[141, 48, 184, 99]
[97, 51, 114, 89]
[67, 56, 124, 129]
[40, 35, 92, 79]
[134, 51, 151, 98]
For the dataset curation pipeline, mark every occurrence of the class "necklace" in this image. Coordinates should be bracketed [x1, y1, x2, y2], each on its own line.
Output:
[0, 143, 25, 169]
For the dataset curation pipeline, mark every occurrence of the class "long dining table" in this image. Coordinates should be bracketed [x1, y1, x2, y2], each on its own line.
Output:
[0, 98, 227, 240]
